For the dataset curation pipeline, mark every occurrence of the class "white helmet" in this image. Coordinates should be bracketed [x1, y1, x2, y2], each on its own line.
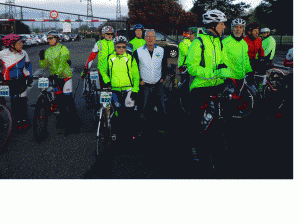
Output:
[102, 26, 114, 34]
[203, 9, 227, 24]
[231, 18, 246, 30]
[261, 28, 271, 33]
[113, 36, 128, 45]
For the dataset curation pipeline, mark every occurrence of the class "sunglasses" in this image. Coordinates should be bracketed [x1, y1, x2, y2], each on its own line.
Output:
[47, 37, 55, 40]
[116, 46, 127, 49]
[105, 33, 113, 36]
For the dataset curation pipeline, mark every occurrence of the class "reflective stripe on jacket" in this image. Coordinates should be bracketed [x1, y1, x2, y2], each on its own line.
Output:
[39, 43, 72, 78]
[100, 52, 140, 93]
[222, 35, 252, 80]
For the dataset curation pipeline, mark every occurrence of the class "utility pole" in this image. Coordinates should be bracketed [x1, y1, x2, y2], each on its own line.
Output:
[87, 0, 94, 31]
[116, 0, 121, 30]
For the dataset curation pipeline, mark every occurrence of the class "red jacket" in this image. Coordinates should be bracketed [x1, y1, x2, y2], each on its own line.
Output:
[244, 35, 265, 59]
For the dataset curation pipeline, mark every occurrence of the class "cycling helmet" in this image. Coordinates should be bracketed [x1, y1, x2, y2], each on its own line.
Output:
[261, 28, 270, 33]
[113, 36, 128, 45]
[187, 27, 197, 34]
[2, 34, 22, 47]
[203, 10, 227, 24]
[231, 18, 246, 30]
[133, 24, 144, 31]
[47, 31, 60, 37]
[102, 26, 114, 34]
[246, 22, 260, 32]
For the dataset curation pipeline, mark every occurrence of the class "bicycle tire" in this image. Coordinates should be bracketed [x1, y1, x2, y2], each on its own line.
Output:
[96, 107, 112, 155]
[262, 68, 286, 117]
[0, 104, 12, 150]
[230, 87, 254, 119]
[91, 87, 100, 122]
[33, 94, 50, 143]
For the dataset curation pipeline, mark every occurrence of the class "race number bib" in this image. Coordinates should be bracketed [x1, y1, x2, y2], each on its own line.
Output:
[38, 78, 49, 89]
[100, 91, 112, 103]
[0, 85, 10, 97]
[90, 71, 99, 80]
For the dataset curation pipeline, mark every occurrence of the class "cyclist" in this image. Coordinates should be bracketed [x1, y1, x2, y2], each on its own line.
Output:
[39, 31, 78, 136]
[244, 22, 265, 93]
[222, 18, 252, 88]
[128, 24, 146, 53]
[82, 26, 115, 87]
[0, 34, 33, 130]
[186, 9, 232, 170]
[100, 36, 140, 139]
[261, 28, 276, 64]
[178, 27, 196, 72]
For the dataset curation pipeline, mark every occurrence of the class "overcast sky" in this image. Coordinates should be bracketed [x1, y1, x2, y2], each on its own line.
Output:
[0, 0, 263, 29]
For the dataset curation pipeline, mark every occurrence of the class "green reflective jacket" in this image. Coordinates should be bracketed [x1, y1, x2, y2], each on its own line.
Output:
[100, 52, 140, 93]
[262, 36, 276, 60]
[39, 43, 72, 78]
[186, 32, 232, 90]
[97, 38, 114, 71]
[178, 38, 192, 67]
[129, 37, 146, 52]
[222, 35, 252, 80]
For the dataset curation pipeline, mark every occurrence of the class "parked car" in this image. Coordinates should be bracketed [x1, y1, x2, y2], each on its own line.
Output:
[19, 34, 37, 46]
[70, 34, 80, 41]
[19, 35, 32, 48]
[38, 34, 47, 44]
[63, 34, 70, 42]
[31, 34, 41, 45]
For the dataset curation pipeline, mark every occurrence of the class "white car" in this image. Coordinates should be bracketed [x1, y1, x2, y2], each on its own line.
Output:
[30, 35, 40, 45]
[19, 34, 38, 46]
[63, 34, 70, 42]
[39, 34, 47, 44]
[19, 35, 32, 47]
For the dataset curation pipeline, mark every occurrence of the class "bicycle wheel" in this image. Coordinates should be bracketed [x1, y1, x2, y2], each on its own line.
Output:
[96, 107, 113, 155]
[33, 94, 50, 142]
[230, 86, 254, 119]
[91, 89, 100, 122]
[0, 104, 12, 150]
[262, 69, 286, 116]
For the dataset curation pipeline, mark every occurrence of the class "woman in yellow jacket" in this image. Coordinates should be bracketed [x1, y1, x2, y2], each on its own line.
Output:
[100, 36, 140, 139]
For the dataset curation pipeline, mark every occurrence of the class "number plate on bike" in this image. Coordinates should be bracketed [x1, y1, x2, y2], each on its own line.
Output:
[38, 78, 49, 88]
[0, 85, 9, 97]
[90, 71, 99, 80]
[100, 92, 112, 103]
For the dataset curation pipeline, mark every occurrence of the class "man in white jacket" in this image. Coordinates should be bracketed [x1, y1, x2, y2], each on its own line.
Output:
[133, 29, 168, 134]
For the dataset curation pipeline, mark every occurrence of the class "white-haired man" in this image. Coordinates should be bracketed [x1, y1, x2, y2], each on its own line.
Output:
[132, 29, 168, 135]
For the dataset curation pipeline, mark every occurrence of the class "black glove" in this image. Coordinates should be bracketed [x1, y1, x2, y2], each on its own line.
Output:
[131, 92, 138, 101]
[39, 49, 45, 60]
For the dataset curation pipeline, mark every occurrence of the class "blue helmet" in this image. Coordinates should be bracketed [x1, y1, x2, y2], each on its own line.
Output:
[133, 24, 144, 31]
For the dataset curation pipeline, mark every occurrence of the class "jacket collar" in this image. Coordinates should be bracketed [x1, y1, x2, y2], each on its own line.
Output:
[143, 44, 157, 50]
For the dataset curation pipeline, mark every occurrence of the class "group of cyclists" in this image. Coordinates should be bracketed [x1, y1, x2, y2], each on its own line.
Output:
[0, 8, 293, 169]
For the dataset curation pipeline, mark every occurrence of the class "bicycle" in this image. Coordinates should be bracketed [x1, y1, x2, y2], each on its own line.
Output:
[82, 70, 100, 122]
[96, 88, 116, 155]
[32, 75, 72, 142]
[0, 82, 12, 150]
[244, 65, 288, 119]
